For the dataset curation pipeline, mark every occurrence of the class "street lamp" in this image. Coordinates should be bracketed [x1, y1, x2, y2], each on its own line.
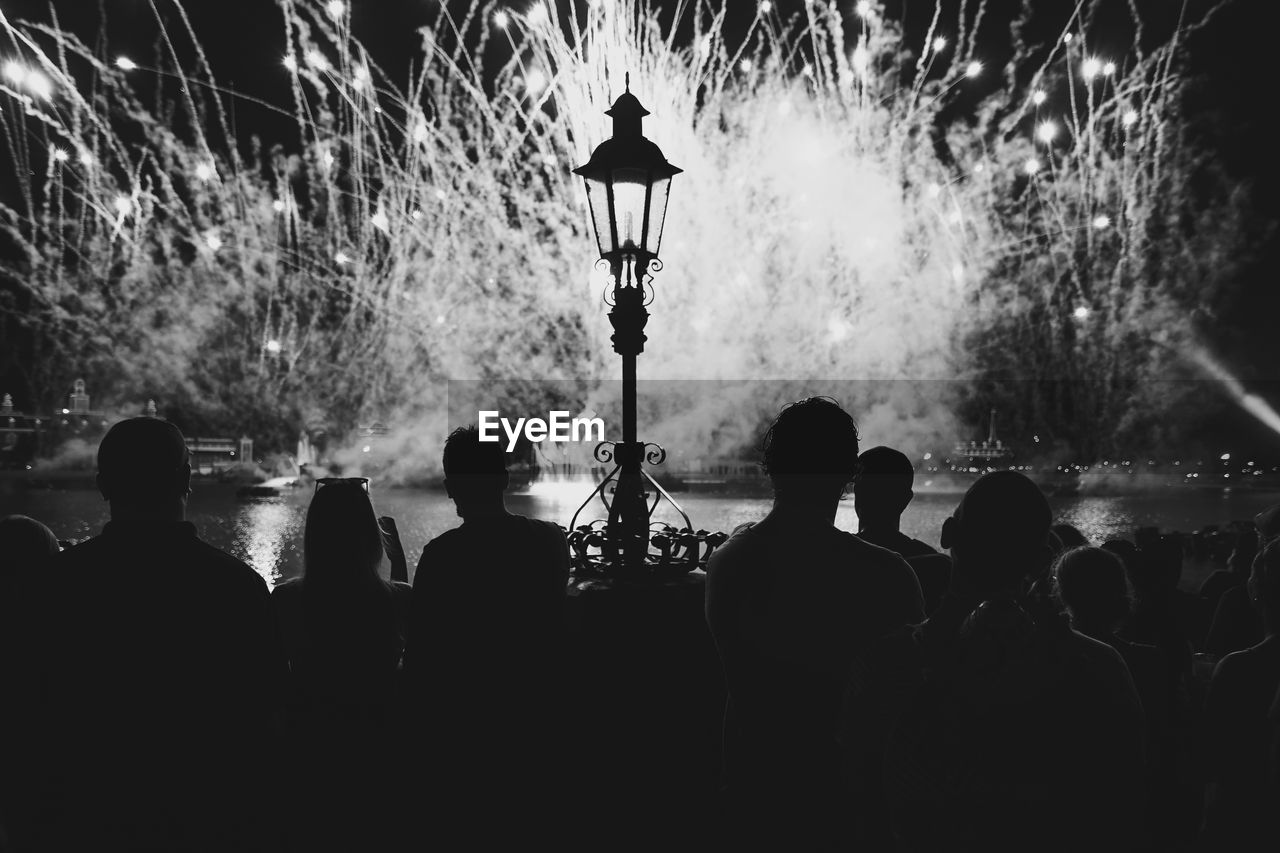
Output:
[570, 75, 722, 579]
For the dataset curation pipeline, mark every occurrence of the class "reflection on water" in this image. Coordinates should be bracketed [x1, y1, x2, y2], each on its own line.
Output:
[233, 500, 301, 588]
[6, 481, 1280, 590]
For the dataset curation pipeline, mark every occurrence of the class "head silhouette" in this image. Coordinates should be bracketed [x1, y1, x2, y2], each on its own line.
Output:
[1051, 524, 1089, 550]
[761, 397, 859, 503]
[443, 425, 509, 517]
[854, 446, 914, 529]
[1254, 503, 1280, 546]
[941, 470, 1052, 597]
[96, 417, 191, 518]
[1054, 546, 1131, 632]
[1228, 526, 1259, 575]
[1249, 538, 1280, 632]
[303, 482, 384, 585]
[0, 514, 60, 581]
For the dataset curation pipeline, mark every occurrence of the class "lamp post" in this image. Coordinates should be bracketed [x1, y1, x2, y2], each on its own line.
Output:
[571, 76, 721, 579]
[564, 79, 729, 830]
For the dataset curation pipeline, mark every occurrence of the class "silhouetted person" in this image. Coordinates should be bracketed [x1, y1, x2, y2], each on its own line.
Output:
[401, 425, 569, 842]
[853, 446, 935, 558]
[1122, 535, 1205, 677]
[1056, 546, 1177, 726]
[1205, 580, 1265, 658]
[1204, 524, 1266, 657]
[1055, 545, 1189, 849]
[1052, 522, 1090, 549]
[24, 418, 283, 851]
[1201, 538, 1280, 851]
[845, 472, 1145, 852]
[0, 516, 60, 849]
[1200, 524, 1257, 609]
[705, 398, 924, 850]
[0, 514, 59, 597]
[271, 478, 411, 852]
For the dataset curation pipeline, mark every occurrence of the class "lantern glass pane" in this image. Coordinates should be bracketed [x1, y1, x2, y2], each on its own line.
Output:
[611, 167, 649, 252]
[583, 176, 614, 256]
[646, 176, 671, 255]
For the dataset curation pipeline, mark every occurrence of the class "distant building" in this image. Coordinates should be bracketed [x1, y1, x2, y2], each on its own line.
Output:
[186, 437, 240, 475]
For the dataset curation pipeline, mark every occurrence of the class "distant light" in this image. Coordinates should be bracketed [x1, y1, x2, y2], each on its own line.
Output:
[972, 161, 985, 173]
[1024, 157, 1041, 175]
[334, 251, 351, 264]
[322, 151, 335, 169]
[325, 1, 346, 20]
[411, 209, 423, 221]
[1063, 33, 1075, 44]
[1033, 434, 1040, 443]
[433, 188, 447, 201]
[113, 195, 132, 215]
[362, 445, 371, 453]
[115, 56, 137, 71]
[759, 1, 773, 12]
[52, 147, 69, 162]
[739, 58, 754, 73]
[855, 1, 873, 17]
[1092, 214, 1112, 229]
[436, 314, 446, 325]
[194, 162, 215, 182]
[413, 122, 428, 143]
[305, 50, 329, 71]
[1073, 305, 1090, 320]
[1036, 121, 1058, 143]
[851, 45, 870, 74]
[923, 452, 932, 460]
[932, 37, 947, 52]
[801, 63, 813, 79]
[265, 339, 282, 354]
[25, 70, 53, 99]
[1032, 89, 1047, 106]
[370, 210, 390, 232]
[526, 3, 550, 26]
[272, 199, 286, 212]
[204, 231, 223, 251]
[352, 65, 370, 89]
[1122, 109, 1139, 127]
[78, 149, 94, 166]
[493, 10, 510, 29]
[1220, 452, 1231, 461]
[283, 55, 298, 71]
[965, 61, 983, 78]
[1103, 61, 1117, 76]
[2, 61, 25, 85]
[1082, 58, 1102, 80]
[523, 68, 548, 94]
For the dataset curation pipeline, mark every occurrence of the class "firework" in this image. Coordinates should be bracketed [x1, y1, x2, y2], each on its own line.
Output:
[0, 1, 1249, 468]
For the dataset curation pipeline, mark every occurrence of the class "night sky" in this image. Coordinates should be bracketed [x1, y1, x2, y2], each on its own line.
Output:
[1, 0, 1276, 449]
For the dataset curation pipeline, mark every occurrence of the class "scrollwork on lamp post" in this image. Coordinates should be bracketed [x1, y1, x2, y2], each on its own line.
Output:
[570, 75, 726, 579]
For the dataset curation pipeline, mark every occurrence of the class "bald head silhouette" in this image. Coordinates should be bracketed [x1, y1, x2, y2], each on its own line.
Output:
[96, 417, 192, 517]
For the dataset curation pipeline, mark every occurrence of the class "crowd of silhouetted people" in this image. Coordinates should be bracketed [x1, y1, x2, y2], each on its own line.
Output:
[2, 399, 1279, 851]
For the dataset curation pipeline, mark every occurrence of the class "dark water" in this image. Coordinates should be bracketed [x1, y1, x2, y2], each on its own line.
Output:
[4, 481, 1277, 589]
